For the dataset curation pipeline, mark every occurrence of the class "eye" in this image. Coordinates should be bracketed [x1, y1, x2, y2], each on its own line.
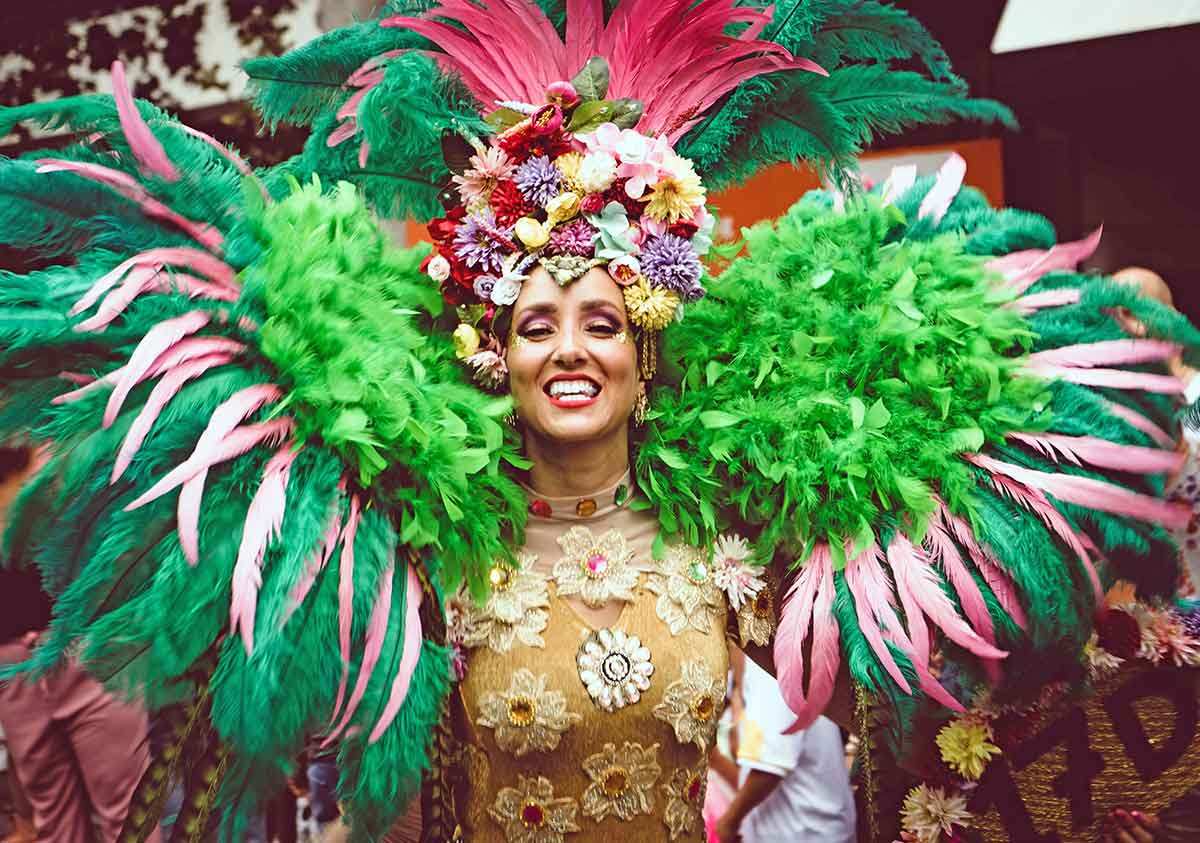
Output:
[519, 322, 554, 340]
[587, 320, 621, 337]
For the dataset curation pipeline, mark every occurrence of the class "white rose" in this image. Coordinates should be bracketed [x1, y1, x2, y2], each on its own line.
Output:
[491, 275, 522, 306]
[615, 129, 649, 163]
[427, 254, 451, 282]
[578, 152, 617, 193]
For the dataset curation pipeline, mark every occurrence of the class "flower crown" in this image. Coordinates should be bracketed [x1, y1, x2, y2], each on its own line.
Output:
[422, 59, 713, 388]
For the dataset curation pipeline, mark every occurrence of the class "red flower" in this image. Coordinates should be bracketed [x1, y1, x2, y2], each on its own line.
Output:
[669, 219, 700, 239]
[499, 126, 574, 162]
[490, 179, 539, 226]
[604, 180, 646, 217]
[580, 193, 607, 215]
[428, 207, 465, 243]
[1096, 608, 1141, 659]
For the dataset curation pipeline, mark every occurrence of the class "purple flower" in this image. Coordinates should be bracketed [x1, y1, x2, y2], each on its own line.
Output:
[639, 234, 705, 301]
[473, 274, 497, 300]
[513, 155, 562, 207]
[1175, 604, 1200, 639]
[548, 218, 598, 257]
[453, 209, 514, 273]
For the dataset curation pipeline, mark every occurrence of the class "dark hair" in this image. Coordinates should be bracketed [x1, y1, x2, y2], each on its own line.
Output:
[0, 445, 32, 482]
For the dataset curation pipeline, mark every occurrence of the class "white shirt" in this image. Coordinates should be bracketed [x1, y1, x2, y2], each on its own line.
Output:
[736, 658, 857, 842]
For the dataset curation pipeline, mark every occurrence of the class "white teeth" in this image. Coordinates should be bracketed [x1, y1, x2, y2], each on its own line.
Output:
[548, 379, 600, 398]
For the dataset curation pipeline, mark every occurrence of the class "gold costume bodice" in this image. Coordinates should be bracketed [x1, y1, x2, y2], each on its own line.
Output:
[441, 475, 777, 842]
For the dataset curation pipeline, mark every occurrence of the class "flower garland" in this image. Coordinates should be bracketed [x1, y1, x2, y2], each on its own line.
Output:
[421, 59, 714, 386]
[894, 596, 1200, 843]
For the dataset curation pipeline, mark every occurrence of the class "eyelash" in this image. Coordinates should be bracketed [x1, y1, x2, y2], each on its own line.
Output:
[517, 320, 622, 340]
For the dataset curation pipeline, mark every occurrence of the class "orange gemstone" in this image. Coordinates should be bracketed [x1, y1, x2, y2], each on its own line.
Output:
[601, 767, 629, 796]
[691, 694, 715, 721]
[576, 497, 597, 517]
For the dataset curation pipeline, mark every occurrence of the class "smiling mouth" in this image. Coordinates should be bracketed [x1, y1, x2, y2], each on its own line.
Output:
[545, 377, 601, 407]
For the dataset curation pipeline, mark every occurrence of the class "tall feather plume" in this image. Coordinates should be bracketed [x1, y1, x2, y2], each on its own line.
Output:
[784, 547, 840, 733]
[924, 514, 996, 647]
[329, 494, 362, 728]
[1025, 361, 1184, 394]
[368, 562, 424, 743]
[1101, 398, 1175, 448]
[1008, 432, 1183, 475]
[1011, 288, 1081, 315]
[916, 152, 965, 225]
[326, 560, 395, 744]
[773, 545, 824, 715]
[843, 544, 912, 693]
[230, 445, 298, 655]
[102, 311, 213, 427]
[1029, 339, 1182, 369]
[110, 61, 180, 182]
[284, 494, 346, 623]
[985, 226, 1102, 295]
[939, 504, 1028, 631]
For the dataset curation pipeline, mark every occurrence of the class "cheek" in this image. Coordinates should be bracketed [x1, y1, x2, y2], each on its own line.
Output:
[594, 340, 639, 397]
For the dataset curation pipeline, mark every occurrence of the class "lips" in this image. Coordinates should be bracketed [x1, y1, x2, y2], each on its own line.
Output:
[544, 374, 602, 408]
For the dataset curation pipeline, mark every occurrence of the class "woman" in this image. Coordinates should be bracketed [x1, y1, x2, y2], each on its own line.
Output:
[0, 1, 1195, 841]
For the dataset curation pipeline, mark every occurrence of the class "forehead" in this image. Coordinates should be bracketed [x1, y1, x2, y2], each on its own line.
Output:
[513, 266, 626, 315]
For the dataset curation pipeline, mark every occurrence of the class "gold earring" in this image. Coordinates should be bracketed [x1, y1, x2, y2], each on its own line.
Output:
[633, 385, 648, 427]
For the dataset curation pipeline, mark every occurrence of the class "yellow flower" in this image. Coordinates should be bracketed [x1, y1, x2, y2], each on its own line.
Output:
[642, 153, 705, 223]
[935, 719, 1001, 781]
[623, 276, 679, 332]
[515, 217, 551, 249]
[452, 323, 481, 359]
[554, 152, 585, 193]
[546, 191, 581, 225]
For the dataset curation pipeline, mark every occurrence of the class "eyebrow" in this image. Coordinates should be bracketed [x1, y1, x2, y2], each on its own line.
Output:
[516, 298, 622, 316]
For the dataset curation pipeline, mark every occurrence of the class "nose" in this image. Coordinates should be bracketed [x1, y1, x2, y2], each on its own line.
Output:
[551, 322, 587, 368]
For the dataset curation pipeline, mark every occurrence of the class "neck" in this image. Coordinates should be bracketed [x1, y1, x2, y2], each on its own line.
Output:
[524, 430, 630, 498]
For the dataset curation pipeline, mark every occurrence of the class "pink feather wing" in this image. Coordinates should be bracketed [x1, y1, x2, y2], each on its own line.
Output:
[773, 545, 825, 716]
[917, 153, 966, 225]
[844, 546, 912, 694]
[1026, 361, 1184, 394]
[1029, 339, 1181, 369]
[369, 564, 425, 744]
[1008, 432, 1184, 475]
[924, 518, 996, 647]
[110, 61, 180, 181]
[1010, 288, 1082, 314]
[329, 495, 362, 728]
[325, 561, 395, 745]
[284, 500, 346, 624]
[986, 226, 1103, 295]
[939, 504, 1028, 631]
[103, 310, 211, 428]
[784, 552, 840, 733]
[1102, 399, 1175, 448]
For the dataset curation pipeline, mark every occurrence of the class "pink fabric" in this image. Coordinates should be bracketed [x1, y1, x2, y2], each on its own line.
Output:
[0, 642, 159, 843]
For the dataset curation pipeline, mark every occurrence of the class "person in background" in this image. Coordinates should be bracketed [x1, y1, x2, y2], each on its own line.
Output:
[714, 653, 856, 843]
[0, 444, 159, 843]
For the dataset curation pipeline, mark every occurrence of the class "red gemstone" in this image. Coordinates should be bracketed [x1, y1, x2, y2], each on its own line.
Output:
[529, 499, 552, 518]
[520, 802, 546, 827]
[686, 775, 703, 802]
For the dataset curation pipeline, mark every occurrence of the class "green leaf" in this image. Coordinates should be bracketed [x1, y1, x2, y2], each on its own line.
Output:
[484, 107, 526, 131]
[456, 448, 491, 474]
[699, 410, 741, 429]
[567, 100, 614, 132]
[657, 449, 689, 470]
[754, 356, 775, 389]
[706, 360, 724, 386]
[894, 299, 924, 322]
[609, 98, 644, 130]
[849, 396, 866, 429]
[864, 399, 891, 430]
[571, 57, 610, 101]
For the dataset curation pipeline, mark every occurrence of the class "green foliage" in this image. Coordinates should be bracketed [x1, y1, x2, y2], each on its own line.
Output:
[644, 199, 1046, 558]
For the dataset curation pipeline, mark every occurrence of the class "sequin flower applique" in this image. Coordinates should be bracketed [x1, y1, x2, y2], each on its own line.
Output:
[661, 764, 706, 840]
[581, 741, 661, 822]
[489, 775, 581, 843]
[553, 526, 639, 607]
[648, 545, 724, 635]
[653, 660, 725, 750]
[577, 627, 654, 711]
[460, 553, 550, 653]
[477, 668, 582, 757]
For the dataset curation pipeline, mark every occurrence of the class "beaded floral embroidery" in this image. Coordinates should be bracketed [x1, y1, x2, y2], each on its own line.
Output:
[577, 627, 654, 711]
[652, 660, 725, 750]
[736, 579, 777, 647]
[553, 526, 639, 607]
[459, 553, 550, 653]
[488, 775, 581, 843]
[580, 741, 661, 822]
[476, 669, 582, 757]
[661, 764, 706, 840]
[647, 544, 724, 635]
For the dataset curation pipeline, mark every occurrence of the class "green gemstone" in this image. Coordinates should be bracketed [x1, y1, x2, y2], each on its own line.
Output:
[687, 561, 708, 583]
[614, 484, 629, 505]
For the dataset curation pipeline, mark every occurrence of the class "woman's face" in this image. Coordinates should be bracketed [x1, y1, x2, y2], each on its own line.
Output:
[507, 266, 639, 448]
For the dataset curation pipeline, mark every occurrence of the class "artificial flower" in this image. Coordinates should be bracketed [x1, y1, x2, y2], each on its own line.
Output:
[546, 80, 580, 109]
[587, 201, 638, 260]
[603, 179, 647, 217]
[580, 741, 661, 822]
[452, 145, 515, 204]
[710, 533, 764, 611]
[490, 178, 539, 226]
[578, 151, 618, 193]
[624, 276, 680, 332]
[529, 103, 564, 134]
[900, 784, 972, 843]
[547, 218, 597, 257]
[608, 255, 641, 286]
[426, 253, 451, 282]
[515, 217, 552, 249]
[428, 205, 466, 242]
[458, 554, 550, 653]
[690, 204, 717, 257]
[554, 151, 585, 193]
[935, 719, 1001, 781]
[488, 775, 580, 843]
[514, 155, 562, 207]
[499, 123, 573, 162]
[640, 233, 704, 300]
[1095, 606, 1141, 659]
[452, 323, 481, 359]
[647, 544, 724, 635]
[1083, 632, 1124, 679]
[643, 153, 705, 223]
[466, 349, 508, 388]
[454, 209, 516, 273]
[545, 191, 581, 224]
[653, 660, 725, 750]
[476, 668, 582, 757]
[473, 275, 497, 301]
[577, 627, 654, 711]
[1134, 603, 1200, 666]
[553, 526, 639, 607]
[661, 765, 706, 841]
[580, 193, 607, 215]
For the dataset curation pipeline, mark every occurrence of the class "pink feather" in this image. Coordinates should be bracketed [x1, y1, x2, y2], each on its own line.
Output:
[58, 372, 96, 386]
[230, 445, 297, 654]
[103, 310, 211, 427]
[1009, 432, 1184, 475]
[325, 561, 395, 745]
[1030, 339, 1181, 369]
[784, 552, 840, 733]
[1010, 288, 1082, 314]
[329, 495, 363, 728]
[843, 545, 912, 694]
[283, 498, 346, 624]
[1102, 399, 1175, 448]
[888, 533, 1007, 661]
[1026, 361, 1184, 394]
[71, 249, 238, 317]
[111, 352, 237, 483]
[177, 468, 208, 566]
[909, 659, 966, 712]
[124, 382, 282, 506]
[924, 517, 996, 647]
[939, 504, 1028, 631]
[369, 564, 425, 744]
[75, 265, 164, 333]
[36, 159, 223, 252]
[969, 452, 1189, 530]
[917, 153, 966, 225]
[986, 226, 1103, 295]
[110, 61, 179, 181]
[773, 547, 825, 715]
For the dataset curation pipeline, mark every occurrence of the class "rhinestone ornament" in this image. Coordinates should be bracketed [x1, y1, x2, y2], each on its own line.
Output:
[577, 627, 654, 711]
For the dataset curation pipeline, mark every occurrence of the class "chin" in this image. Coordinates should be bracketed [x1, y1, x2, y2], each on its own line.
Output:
[528, 402, 629, 445]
